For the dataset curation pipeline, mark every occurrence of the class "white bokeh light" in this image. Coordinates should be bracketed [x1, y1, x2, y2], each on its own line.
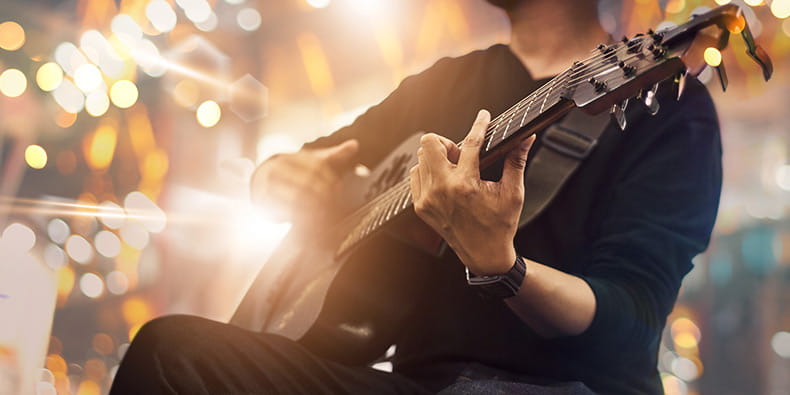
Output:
[106, 271, 129, 295]
[95, 230, 122, 258]
[147, 0, 178, 33]
[237, 8, 262, 31]
[47, 218, 70, 244]
[80, 273, 104, 298]
[65, 234, 94, 264]
[1, 223, 36, 253]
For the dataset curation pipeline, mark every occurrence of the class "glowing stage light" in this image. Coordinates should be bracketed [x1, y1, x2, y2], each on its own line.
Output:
[237, 8, 262, 31]
[53, 79, 85, 113]
[197, 100, 221, 127]
[25, 144, 48, 169]
[110, 80, 138, 109]
[0, 68, 27, 97]
[85, 90, 110, 117]
[36, 62, 64, 92]
[0, 21, 25, 51]
[146, 0, 178, 33]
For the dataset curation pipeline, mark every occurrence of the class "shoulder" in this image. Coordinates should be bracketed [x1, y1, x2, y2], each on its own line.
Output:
[407, 44, 512, 83]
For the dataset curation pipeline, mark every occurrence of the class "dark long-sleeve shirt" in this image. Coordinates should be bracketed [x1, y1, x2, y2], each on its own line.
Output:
[303, 44, 722, 394]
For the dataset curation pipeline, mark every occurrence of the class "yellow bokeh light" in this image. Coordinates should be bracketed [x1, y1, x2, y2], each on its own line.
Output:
[0, 68, 27, 97]
[0, 21, 25, 51]
[196, 100, 221, 127]
[45, 354, 68, 374]
[122, 297, 152, 325]
[56, 266, 75, 304]
[55, 110, 78, 128]
[771, 0, 790, 19]
[76, 379, 100, 395]
[744, 0, 764, 6]
[36, 62, 64, 92]
[85, 122, 118, 170]
[673, 332, 699, 349]
[25, 144, 48, 169]
[714, 0, 731, 4]
[110, 79, 138, 109]
[703, 47, 722, 67]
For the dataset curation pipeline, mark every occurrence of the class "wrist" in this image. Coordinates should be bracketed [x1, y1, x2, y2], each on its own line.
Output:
[472, 247, 518, 276]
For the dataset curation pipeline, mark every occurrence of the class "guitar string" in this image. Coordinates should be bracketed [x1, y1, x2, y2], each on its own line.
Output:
[334, 51, 661, 241]
[334, 42, 662, 239]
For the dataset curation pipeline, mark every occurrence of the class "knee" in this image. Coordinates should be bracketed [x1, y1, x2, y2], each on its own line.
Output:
[130, 315, 204, 351]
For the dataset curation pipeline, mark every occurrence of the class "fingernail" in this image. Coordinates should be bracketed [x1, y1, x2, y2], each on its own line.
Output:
[477, 109, 489, 119]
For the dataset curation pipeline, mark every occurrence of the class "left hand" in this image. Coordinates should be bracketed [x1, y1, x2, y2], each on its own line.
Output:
[410, 109, 536, 275]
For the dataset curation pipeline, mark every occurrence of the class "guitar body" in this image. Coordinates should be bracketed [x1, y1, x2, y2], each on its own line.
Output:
[232, 133, 444, 363]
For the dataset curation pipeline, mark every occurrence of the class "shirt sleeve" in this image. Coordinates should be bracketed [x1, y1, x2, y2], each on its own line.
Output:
[301, 57, 456, 168]
[569, 81, 722, 357]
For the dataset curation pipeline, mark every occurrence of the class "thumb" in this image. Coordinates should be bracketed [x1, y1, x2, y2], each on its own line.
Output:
[501, 135, 536, 189]
[322, 139, 359, 170]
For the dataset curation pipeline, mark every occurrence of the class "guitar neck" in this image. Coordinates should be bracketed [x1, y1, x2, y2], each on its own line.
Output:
[334, 72, 575, 257]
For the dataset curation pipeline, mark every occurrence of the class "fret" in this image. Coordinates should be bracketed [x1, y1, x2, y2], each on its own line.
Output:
[501, 113, 514, 142]
[520, 96, 534, 128]
[539, 78, 557, 114]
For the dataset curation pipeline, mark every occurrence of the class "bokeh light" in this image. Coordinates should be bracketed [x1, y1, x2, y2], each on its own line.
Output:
[196, 100, 221, 127]
[52, 79, 85, 113]
[44, 244, 68, 269]
[744, 0, 764, 6]
[65, 234, 94, 264]
[85, 122, 118, 170]
[237, 8, 262, 31]
[94, 230, 121, 258]
[771, 331, 790, 358]
[173, 79, 199, 107]
[0, 68, 27, 97]
[0, 21, 25, 51]
[124, 191, 167, 233]
[36, 62, 64, 92]
[25, 144, 48, 169]
[73, 64, 103, 93]
[106, 271, 129, 295]
[47, 219, 70, 244]
[1, 222, 36, 253]
[146, 0, 178, 33]
[703, 47, 722, 67]
[85, 90, 110, 117]
[772, 0, 790, 19]
[79, 273, 104, 298]
[110, 80, 138, 109]
[98, 201, 125, 229]
[120, 220, 150, 250]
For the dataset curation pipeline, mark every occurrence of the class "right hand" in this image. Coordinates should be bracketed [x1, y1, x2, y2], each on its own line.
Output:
[250, 139, 359, 223]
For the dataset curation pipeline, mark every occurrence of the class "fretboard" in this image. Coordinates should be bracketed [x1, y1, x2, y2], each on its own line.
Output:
[335, 72, 572, 257]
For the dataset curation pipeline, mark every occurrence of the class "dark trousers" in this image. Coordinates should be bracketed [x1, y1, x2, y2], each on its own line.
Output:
[110, 315, 430, 394]
[110, 315, 596, 395]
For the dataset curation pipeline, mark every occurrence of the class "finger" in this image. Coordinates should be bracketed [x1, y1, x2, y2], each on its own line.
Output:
[420, 133, 452, 174]
[417, 147, 431, 191]
[458, 109, 490, 176]
[433, 134, 461, 164]
[501, 135, 536, 190]
[321, 139, 359, 171]
[409, 165, 421, 202]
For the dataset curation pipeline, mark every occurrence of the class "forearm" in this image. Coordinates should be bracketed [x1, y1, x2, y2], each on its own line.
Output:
[504, 256, 596, 338]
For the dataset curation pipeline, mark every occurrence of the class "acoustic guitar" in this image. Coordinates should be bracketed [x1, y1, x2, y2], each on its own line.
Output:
[231, 4, 772, 364]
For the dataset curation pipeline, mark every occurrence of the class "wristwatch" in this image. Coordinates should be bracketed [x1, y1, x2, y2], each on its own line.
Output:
[466, 255, 526, 299]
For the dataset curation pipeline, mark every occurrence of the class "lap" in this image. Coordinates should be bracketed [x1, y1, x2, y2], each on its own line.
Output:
[111, 315, 429, 395]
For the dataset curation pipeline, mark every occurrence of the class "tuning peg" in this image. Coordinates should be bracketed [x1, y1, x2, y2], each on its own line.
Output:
[714, 61, 729, 92]
[640, 83, 660, 116]
[611, 99, 628, 131]
[674, 71, 687, 101]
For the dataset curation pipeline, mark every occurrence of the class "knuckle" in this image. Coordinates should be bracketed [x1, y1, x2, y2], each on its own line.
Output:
[508, 156, 527, 169]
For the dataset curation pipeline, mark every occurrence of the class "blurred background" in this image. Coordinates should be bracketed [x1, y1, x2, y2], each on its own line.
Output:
[0, 0, 787, 394]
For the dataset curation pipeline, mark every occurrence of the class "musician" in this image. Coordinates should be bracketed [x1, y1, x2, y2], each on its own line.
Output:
[111, 0, 721, 393]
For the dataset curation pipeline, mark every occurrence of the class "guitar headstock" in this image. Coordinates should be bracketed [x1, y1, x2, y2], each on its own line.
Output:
[564, 4, 772, 125]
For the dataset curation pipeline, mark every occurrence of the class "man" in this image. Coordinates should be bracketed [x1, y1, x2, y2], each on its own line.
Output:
[111, 0, 721, 393]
